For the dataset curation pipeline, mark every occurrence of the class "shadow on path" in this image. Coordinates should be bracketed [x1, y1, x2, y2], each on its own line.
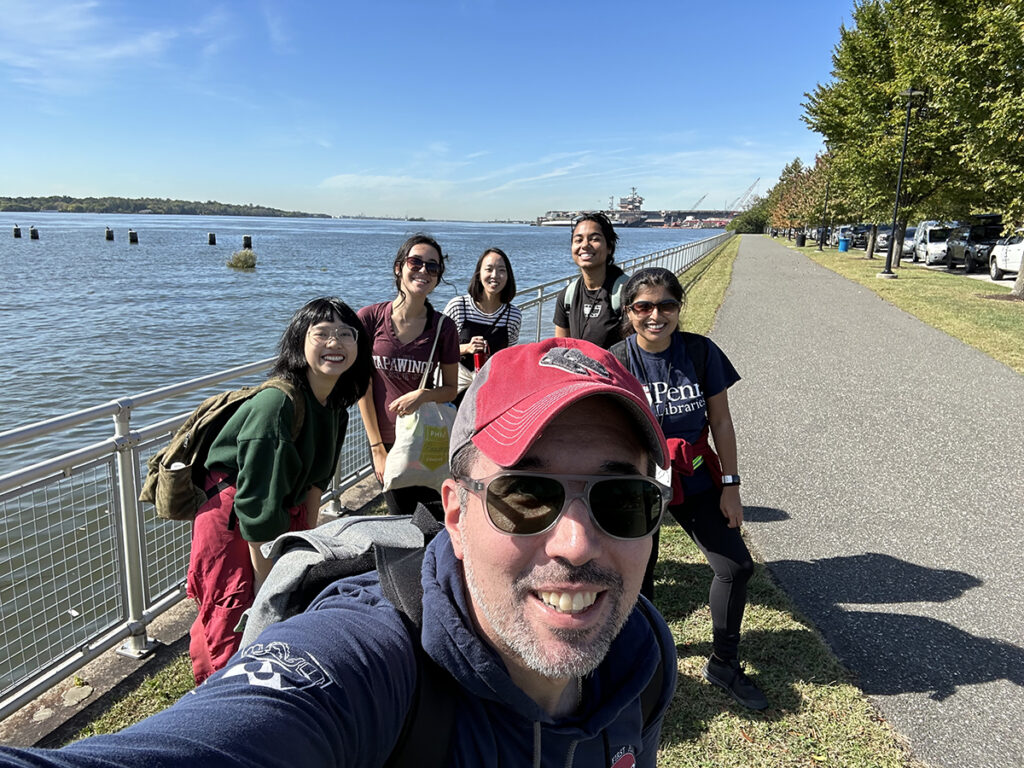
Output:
[768, 553, 1024, 700]
[743, 505, 790, 523]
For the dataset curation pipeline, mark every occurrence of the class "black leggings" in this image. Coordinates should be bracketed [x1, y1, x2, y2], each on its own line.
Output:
[642, 487, 754, 661]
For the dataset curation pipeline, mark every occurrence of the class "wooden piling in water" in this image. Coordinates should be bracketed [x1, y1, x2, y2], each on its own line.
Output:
[105, 227, 114, 241]
[242, 235, 252, 249]
[12, 225, 20, 238]
[29, 227, 38, 240]
[128, 229, 139, 244]
[208, 232, 216, 245]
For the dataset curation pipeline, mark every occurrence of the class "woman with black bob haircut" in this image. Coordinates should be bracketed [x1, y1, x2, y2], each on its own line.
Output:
[187, 296, 371, 685]
[358, 234, 460, 516]
[443, 247, 522, 404]
[610, 267, 767, 711]
[270, 297, 374, 406]
[552, 211, 628, 348]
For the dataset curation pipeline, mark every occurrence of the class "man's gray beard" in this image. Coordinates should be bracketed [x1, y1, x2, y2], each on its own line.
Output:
[460, 518, 633, 680]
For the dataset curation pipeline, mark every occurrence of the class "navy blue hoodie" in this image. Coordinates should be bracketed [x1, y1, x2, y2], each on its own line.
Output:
[0, 531, 677, 768]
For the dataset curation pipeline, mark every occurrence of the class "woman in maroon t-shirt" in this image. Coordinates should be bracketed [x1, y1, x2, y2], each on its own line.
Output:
[357, 234, 460, 516]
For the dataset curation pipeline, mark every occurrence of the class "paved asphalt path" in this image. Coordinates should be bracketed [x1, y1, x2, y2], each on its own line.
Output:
[713, 235, 1024, 768]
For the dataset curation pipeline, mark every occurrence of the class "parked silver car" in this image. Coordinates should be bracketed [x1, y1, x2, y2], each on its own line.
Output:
[877, 226, 916, 258]
[831, 224, 854, 247]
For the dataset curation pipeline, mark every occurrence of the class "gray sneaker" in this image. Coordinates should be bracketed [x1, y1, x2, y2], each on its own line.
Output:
[702, 656, 769, 710]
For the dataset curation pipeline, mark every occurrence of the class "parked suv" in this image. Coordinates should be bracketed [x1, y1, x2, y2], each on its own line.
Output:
[874, 225, 893, 251]
[945, 215, 1003, 272]
[989, 231, 1023, 280]
[850, 224, 872, 249]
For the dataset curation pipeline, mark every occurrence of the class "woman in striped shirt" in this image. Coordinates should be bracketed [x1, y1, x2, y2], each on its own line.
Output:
[443, 247, 522, 404]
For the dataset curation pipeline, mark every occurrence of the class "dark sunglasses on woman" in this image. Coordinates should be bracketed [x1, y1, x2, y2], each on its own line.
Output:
[405, 256, 442, 276]
[627, 299, 681, 316]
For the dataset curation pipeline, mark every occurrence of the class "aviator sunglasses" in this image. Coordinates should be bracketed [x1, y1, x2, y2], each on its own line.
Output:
[627, 299, 682, 316]
[404, 256, 443, 276]
[456, 471, 670, 540]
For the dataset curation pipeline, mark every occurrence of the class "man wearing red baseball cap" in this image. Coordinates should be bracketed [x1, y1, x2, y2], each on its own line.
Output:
[439, 338, 677, 763]
[0, 339, 677, 768]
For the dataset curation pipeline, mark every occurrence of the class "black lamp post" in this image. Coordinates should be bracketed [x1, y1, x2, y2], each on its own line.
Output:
[879, 87, 925, 278]
[817, 178, 830, 251]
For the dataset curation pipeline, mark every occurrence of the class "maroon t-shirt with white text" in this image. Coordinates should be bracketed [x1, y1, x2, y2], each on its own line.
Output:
[357, 301, 460, 443]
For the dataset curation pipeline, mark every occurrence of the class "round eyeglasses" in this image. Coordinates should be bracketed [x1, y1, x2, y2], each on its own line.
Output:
[308, 326, 358, 345]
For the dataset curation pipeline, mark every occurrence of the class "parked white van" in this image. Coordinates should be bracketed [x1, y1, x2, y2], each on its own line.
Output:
[913, 221, 955, 265]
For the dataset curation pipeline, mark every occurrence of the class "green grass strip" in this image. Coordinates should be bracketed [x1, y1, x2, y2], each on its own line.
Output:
[71, 655, 193, 740]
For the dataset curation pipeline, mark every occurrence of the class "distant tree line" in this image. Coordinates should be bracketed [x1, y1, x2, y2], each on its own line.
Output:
[0, 196, 330, 218]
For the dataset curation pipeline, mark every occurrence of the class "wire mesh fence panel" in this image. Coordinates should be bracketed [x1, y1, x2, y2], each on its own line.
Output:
[0, 459, 124, 691]
[334, 403, 371, 486]
[136, 437, 192, 604]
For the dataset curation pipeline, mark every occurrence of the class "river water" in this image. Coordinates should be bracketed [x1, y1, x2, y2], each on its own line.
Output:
[0, 212, 717, 436]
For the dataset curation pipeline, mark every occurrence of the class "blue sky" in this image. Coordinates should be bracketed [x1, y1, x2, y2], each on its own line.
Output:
[0, 0, 850, 220]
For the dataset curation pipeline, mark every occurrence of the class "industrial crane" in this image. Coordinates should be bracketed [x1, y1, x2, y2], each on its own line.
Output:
[690, 193, 707, 210]
[728, 178, 760, 211]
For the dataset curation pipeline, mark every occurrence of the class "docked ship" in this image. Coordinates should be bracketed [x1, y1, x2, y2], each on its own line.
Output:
[534, 187, 734, 229]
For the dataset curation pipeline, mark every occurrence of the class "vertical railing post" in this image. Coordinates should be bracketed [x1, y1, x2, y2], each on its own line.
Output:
[111, 400, 156, 658]
[534, 287, 544, 343]
[329, 463, 343, 515]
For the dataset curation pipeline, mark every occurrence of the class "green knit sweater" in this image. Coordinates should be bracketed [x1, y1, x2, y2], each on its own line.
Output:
[204, 384, 348, 541]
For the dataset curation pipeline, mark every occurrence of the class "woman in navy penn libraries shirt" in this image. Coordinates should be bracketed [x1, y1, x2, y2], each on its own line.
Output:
[610, 266, 768, 712]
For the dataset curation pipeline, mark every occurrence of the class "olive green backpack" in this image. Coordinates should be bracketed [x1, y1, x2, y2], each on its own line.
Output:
[138, 378, 304, 520]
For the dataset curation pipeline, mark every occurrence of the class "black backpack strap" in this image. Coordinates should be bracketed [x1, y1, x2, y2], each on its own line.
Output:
[377, 507, 456, 768]
[380, 632, 458, 768]
[635, 599, 666, 729]
[682, 333, 709, 394]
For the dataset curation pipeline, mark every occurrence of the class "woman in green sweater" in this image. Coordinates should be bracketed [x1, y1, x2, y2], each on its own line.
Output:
[187, 297, 372, 684]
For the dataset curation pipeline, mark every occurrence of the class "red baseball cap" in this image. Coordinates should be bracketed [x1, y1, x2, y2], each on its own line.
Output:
[449, 338, 667, 469]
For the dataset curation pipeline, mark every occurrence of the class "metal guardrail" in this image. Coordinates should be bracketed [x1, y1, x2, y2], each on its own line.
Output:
[0, 231, 732, 721]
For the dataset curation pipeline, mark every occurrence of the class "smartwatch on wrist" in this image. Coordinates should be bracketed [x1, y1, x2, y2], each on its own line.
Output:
[721, 474, 741, 487]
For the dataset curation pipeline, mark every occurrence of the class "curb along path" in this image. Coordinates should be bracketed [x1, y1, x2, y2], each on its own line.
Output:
[714, 236, 1024, 768]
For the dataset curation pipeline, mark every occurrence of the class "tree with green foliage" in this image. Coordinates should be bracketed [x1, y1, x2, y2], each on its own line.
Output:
[727, 196, 770, 234]
[892, 0, 1024, 295]
[766, 159, 807, 234]
[803, 0, 1024, 275]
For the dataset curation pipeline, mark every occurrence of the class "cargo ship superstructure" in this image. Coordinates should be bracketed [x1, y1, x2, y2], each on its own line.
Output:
[534, 187, 736, 228]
